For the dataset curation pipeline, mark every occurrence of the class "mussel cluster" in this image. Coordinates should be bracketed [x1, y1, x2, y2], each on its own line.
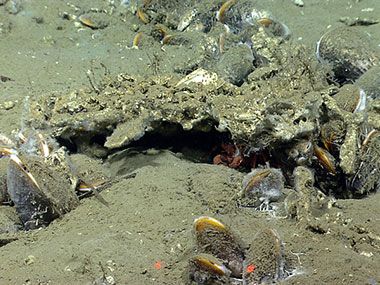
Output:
[304, 26, 380, 198]
[188, 216, 291, 284]
[240, 25, 380, 203]
[131, 0, 291, 85]
[0, 131, 107, 230]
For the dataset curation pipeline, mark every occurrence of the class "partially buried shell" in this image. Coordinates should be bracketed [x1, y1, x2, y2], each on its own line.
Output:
[316, 27, 380, 81]
[0, 156, 10, 204]
[188, 254, 231, 284]
[244, 228, 287, 283]
[332, 84, 366, 113]
[350, 129, 380, 196]
[7, 153, 79, 230]
[193, 216, 244, 278]
[240, 168, 284, 209]
[78, 13, 110, 29]
[356, 65, 380, 100]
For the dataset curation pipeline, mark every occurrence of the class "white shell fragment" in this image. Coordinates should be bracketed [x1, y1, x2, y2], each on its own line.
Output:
[176, 68, 219, 87]
[177, 9, 197, 31]
[353, 89, 367, 113]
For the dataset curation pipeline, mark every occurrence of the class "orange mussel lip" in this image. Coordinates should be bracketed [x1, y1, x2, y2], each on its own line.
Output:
[77, 180, 108, 192]
[192, 256, 229, 276]
[193, 216, 227, 232]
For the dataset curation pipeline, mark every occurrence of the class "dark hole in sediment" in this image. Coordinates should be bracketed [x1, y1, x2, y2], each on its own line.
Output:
[56, 136, 78, 153]
[116, 121, 232, 164]
[56, 132, 111, 154]
[54, 120, 280, 174]
[55, 120, 239, 165]
[121, 121, 274, 172]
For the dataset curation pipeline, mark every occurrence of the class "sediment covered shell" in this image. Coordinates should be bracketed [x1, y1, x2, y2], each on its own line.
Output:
[332, 84, 366, 113]
[240, 168, 284, 209]
[316, 27, 380, 81]
[0, 157, 10, 204]
[244, 228, 286, 283]
[356, 65, 380, 100]
[350, 129, 380, 196]
[216, 44, 255, 86]
[193, 216, 245, 278]
[188, 254, 231, 284]
[7, 153, 79, 230]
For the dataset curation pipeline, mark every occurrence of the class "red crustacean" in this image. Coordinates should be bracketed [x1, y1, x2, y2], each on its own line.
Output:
[213, 142, 255, 169]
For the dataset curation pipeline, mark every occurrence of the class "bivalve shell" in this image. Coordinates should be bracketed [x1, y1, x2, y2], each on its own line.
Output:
[78, 13, 110, 29]
[240, 168, 284, 209]
[316, 27, 380, 81]
[193, 216, 245, 278]
[7, 153, 79, 230]
[350, 129, 380, 196]
[332, 84, 367, 113]
[188, 254, 231, 284]
[356, 65, 380, 100]
[176, 68, 219, 87]
[244, 228, 286, 283]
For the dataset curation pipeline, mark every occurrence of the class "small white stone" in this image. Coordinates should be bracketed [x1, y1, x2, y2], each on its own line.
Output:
[3, 101, 15, 110]
[293, 0, 304, 7]
[25, 255, 36, 265]
[106, 276, 115, 284]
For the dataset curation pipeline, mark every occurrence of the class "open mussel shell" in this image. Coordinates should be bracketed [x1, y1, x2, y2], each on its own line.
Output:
[244, 228, 286, 283]
[193, 216, 245, 278]
[316, 27, 379, 81]
[188, 254, 231, 284]
[7, 154, 79, 230]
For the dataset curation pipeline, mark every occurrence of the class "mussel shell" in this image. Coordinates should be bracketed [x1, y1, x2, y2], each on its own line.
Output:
[7, 158, 56, 229]
[316, 27, 379, 81]
[193, 216, 227, 232]
[0, 158, 10, 204]
[188, 254, 231, 284]
[313, 146, 347, 196]
[193, 217, 244, 278]
[216, 44, 255, 86]
[332, 84, 366, 113]
[350, 131, 380, 196]
[240, 168, 284, 208]
[78, 13, 110, 29]
[222, 0, 272, 32]
[244, 228, 285, 283]
[356, 65, 380, 100]
[7, 154, 79, 230]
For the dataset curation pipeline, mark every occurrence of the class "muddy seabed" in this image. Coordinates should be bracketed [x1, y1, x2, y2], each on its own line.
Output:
[1, 0, 380, 284]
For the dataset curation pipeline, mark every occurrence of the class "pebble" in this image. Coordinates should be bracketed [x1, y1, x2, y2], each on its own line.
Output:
[25, 255, 36, 265]
[293, 0, 304, 7]
[3, 101, 15, 110]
